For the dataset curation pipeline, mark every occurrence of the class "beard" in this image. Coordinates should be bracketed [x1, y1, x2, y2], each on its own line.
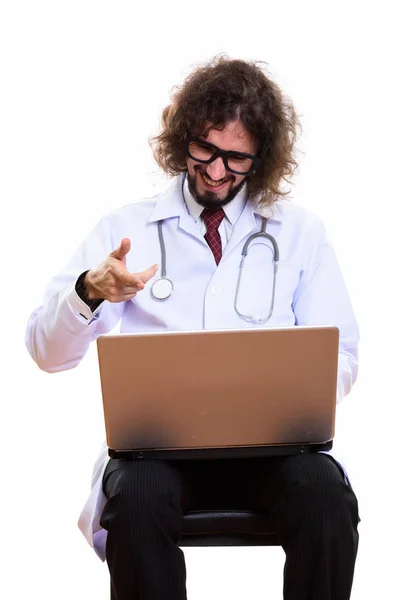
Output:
[187, 167, 247, 211]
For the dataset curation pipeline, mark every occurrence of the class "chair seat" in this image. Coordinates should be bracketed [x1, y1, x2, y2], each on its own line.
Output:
[179, 509, 280, 547]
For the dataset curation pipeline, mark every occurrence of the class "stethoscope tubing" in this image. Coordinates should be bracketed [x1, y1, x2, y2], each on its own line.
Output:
[233, 217, 279, 323]
[151, 215, 280, 324]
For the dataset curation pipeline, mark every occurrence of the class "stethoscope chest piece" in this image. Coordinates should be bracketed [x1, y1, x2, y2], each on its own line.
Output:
[151, 277, 173, 300]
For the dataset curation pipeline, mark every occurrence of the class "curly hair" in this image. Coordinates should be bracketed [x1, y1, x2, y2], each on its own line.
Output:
[150, 55, 301, 207]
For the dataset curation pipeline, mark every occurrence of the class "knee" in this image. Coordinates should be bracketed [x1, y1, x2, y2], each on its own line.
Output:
[105, 460, 183, 516]
[100, 460, 184, 544]
[292, 455, 359, 524]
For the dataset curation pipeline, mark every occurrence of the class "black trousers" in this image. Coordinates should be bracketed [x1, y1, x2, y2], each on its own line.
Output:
[100, 453, 360, 600]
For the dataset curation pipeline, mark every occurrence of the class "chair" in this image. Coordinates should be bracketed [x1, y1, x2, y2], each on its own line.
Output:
[179, 508, 280, 547]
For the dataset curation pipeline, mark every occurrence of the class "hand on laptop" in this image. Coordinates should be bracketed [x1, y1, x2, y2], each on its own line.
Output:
[84, 238, 158, 302]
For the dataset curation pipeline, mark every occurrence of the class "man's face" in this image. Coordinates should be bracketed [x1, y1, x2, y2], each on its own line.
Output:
[186, 120, 257, 211]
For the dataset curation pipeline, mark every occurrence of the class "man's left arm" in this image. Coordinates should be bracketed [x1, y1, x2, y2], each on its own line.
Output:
[292, 217, 359, 403]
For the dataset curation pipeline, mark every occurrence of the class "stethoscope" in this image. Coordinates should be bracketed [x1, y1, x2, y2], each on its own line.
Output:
[151, 214, 280, 324]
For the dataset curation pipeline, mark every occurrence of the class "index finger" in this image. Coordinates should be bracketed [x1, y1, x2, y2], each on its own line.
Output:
[128, 264, 158, 288]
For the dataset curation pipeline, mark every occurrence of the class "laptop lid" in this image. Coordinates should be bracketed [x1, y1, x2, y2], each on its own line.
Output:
[96, 326, 338, 459]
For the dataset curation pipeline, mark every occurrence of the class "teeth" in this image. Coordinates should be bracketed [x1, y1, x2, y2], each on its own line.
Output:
[201, 172, 226, 187]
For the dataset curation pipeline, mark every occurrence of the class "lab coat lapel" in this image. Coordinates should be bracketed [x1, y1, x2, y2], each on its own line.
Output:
[221, 201, 258, 262]
[222, 200, 285, 263]
[177, 211, 207, 243]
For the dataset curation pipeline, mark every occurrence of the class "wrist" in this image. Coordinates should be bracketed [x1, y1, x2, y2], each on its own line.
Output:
[75, 271, 103, 310]
[83, 270, 96, 300]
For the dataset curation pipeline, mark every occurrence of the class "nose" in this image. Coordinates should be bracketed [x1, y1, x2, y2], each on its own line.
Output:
[206, 156, 227, 181]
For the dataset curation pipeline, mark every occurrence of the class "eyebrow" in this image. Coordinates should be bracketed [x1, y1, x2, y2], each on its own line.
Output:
[196, 137, 256, 156]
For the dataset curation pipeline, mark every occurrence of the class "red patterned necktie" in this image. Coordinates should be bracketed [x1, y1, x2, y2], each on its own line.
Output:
[202, 208, 225, 265]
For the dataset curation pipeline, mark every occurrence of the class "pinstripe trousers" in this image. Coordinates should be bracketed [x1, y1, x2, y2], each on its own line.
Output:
[100, 453, 360, 600]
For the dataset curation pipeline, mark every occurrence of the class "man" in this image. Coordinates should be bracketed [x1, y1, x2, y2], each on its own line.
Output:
[25, 56, 360, 600]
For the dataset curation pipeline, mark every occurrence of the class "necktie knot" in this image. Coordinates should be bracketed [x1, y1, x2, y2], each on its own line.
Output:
[202, 208, 225, 265]
[202, 208, 225, 233]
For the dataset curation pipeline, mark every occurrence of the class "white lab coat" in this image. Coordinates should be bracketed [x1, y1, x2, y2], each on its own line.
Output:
[25, 174, 359, 561]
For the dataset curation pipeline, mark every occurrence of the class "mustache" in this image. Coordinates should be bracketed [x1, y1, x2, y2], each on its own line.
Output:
[194, 165, 233, 183]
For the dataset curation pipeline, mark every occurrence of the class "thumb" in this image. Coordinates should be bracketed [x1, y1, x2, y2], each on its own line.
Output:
[110, 238, 131, 263]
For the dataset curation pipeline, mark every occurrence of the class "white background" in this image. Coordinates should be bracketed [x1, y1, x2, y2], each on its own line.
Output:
[1, 1, 399, 598]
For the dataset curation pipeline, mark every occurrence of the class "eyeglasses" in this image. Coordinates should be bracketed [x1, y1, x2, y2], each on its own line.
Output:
[185, 135, 261, 175]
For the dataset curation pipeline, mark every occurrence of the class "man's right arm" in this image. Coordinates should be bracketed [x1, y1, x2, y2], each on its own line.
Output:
[25, 216, 157, 373]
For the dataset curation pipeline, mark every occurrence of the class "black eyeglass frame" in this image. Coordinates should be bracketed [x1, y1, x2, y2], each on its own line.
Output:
[184, 136, 261, 175]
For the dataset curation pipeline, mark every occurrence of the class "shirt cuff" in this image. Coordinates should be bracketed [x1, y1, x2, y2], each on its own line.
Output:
[67, 274, 104, 322]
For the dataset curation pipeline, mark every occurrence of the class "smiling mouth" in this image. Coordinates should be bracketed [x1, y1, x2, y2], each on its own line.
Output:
[199, 170, 230, 188]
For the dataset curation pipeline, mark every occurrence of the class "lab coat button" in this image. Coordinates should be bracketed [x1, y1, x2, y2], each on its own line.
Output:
[212, 286, 222, 296]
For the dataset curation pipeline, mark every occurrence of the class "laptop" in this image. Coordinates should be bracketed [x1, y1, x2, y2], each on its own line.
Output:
[96, 326, 338, 460]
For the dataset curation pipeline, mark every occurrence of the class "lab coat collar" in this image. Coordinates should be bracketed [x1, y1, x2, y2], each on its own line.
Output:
[147, 175, 187, 223]
[148, 174, 205, 242]
[147, 173, 284, 224]
[251, 189, 285, 223]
